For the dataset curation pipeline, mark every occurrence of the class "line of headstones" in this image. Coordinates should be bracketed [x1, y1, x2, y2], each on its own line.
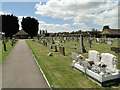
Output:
[36, 36, 119, 56]
[2, 37, 18, 51]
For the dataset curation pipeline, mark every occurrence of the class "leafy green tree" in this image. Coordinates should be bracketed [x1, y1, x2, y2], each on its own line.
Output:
[21, 17, 39, 38]
[103, 25, 110, 30]
[91, 28, 101, 37]
[1, 14, 19, 38]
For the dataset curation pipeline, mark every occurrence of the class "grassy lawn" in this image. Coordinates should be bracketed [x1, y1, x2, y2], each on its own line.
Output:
[0, 40, 18, 64]
[26, 39, 120, 89]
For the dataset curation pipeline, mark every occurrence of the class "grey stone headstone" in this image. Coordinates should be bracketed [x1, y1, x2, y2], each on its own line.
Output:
[71, 52, 78, 60]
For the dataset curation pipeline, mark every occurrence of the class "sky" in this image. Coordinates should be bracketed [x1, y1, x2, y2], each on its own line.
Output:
[0, 0, 120, 33]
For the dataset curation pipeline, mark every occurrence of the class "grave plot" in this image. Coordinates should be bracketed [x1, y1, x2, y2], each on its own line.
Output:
[72, 50, 120, 87]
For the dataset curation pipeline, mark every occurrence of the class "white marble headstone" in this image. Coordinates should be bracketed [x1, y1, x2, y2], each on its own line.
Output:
[101, 53, 117, 72]
[88, 50, 100, 64]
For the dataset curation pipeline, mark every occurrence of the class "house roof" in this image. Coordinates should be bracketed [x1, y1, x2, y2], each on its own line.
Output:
[101, 29, 120, 34]
[109, 29, 120, 34]
[15, 30, 29, 35]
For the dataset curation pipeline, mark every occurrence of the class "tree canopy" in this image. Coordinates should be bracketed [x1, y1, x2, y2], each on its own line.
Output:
[1, 14, 19, 38]
[21, 17, 39, 38]
[103, 25, 110, 30]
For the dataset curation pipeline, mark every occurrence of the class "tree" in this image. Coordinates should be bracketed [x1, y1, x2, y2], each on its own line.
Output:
[103, 25, 110, 30]
[1, 14, 19, 38]
[21, 17, 39, 38]
[91, 28, 101, 37]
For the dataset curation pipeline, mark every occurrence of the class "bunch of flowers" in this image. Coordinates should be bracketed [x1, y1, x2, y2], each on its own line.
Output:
[77, 54, 84, 59]
[85, 59, 94, 66]
[98, 62, 107, 67]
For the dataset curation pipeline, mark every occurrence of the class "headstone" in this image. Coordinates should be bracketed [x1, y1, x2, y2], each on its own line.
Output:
[107, 39, 112, 45]
[47, 52, 53, 56]
[111, 47, 119, 53]
[54, 46, 58, 52]
[2, 40, 7, 51]
[79, 34, 86, 53]
[86, 50, 100, 65]
[51, 38, 55, 44]
[45, 42, 47, 46]
[88, 39, 92, 48]
[49, 45, 54, 49]
[101, 53, 117, 72]
[71, 52, 78, 60]
[59, 46, 65, 56]
[96, 38, 100, 43]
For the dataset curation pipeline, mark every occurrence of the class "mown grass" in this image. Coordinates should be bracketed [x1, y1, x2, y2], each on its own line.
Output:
[0, 40, 17, 64]
[26, 38, 120, 89]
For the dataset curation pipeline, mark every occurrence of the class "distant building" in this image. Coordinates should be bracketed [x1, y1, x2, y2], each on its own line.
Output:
[101, 29, 120, 34]
[15, 30, 29, 39]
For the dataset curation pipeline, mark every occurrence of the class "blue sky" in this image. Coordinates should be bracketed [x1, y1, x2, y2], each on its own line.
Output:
[1, 0, 119, 33]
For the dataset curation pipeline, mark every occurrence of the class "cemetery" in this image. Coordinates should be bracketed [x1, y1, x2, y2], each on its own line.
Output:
[1, 2, 120, 88]
[26, 36, 120, 88]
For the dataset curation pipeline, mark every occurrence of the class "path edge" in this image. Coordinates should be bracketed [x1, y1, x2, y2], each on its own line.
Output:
[26, 40, 52, 90]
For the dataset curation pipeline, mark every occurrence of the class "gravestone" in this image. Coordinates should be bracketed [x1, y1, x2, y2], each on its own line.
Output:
[43, 40, 45, 46]
[47, 52, 53, 56]
[2, 40, 7, 51]
[49, 45, 54, 49]
[59, 46, 65, 56]
[96, 38, 100, 43]
[88, 39, 92, 48]
[79, 34, 86, 53]
[101, 53, 117, 72]
[51, 38, 55, 44]
[107, 39, 112, 45]
[86, 50, 100, 65]
[45, 42, 47, 46]
[11, 39, 14, 46]
[54, 46, 58, 52]
[71, 52, 78, 60]
[111, 47, 119, 53]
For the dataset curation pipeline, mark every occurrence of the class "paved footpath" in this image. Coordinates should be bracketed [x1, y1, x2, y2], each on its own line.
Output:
[2, 40, 50, 88]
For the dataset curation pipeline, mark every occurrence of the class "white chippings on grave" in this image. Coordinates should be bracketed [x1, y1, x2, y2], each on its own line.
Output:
[72, 50, 120, 87]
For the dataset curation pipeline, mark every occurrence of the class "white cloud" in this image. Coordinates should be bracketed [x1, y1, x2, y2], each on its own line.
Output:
[0, 11, 4, 15]
[35, 0, 119, 30]
[39, 20, 75, 33]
